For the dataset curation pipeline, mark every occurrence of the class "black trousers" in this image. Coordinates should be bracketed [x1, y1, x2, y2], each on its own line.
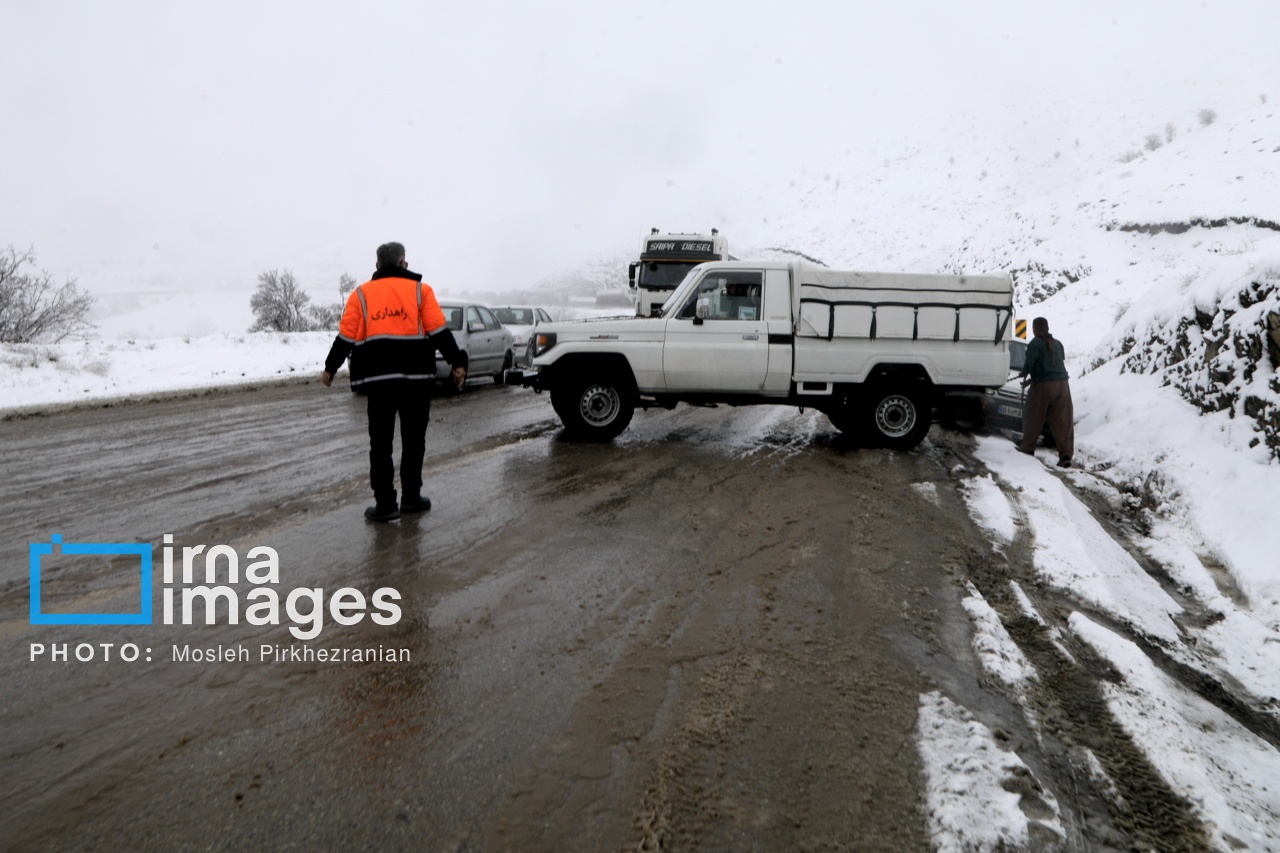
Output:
[365, 381, 431, 505]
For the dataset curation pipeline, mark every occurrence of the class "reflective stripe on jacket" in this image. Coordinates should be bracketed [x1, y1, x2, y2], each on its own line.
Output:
[323, 268, 462, 387]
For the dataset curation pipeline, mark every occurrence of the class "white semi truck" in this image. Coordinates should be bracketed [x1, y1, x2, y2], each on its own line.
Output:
[510, 260, 1014, 450]
[628, 229, 730, 317]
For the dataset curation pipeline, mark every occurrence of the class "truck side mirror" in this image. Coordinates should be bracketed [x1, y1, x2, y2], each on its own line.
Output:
[628, 262, 637, 289]
[694, 297, 709, 325]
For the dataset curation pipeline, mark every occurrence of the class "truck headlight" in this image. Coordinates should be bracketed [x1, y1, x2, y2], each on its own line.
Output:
[533, 332, 557, 357]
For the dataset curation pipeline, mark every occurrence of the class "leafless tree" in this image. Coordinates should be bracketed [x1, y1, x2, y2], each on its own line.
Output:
[250, 269, 312, 332]
[305, 273, 359, 331]
[338, 273, 357, 299]
[1198, 108, 1217, 126]
[1165, 122, 1177, 143]
[0, 246, 95, 343]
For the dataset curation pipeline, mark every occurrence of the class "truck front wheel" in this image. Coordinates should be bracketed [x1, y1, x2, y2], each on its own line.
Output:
[866, 387, 931, 450]
[554, 373, 635, 441]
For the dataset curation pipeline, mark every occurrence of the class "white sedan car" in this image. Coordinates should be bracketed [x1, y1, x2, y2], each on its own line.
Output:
[437, 303, 515, 386]
[493, 306, 554, 366]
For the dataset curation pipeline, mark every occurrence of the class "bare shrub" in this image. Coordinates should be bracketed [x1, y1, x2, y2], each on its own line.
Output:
[306, 273, 358, 331]
[1117, 150, 1143, 163]
[1198, 108, 1217, 126]
[250, 269, 312, 332]
[1144, 133, 1163, 152]
[0, 246, 95, 343]
[1224, 236, 1258, 256]
[1165, 122, 1177, 143]
[83, 358, 111, 376]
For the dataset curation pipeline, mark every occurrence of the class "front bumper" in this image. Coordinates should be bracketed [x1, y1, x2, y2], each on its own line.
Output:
[982, 388, 1026, 434]
[504, 368, 543, 390]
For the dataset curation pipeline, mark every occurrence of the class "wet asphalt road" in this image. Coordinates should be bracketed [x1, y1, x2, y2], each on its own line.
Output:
[0, 379, 1212, 851]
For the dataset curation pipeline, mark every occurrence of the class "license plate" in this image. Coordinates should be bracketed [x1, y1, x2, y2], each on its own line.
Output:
[997, 405, 1022, 418]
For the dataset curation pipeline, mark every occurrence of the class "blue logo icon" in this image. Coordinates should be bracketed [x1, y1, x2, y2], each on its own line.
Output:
[30, 535, 153, 625]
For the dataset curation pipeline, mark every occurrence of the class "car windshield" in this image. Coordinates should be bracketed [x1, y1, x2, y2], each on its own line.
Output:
[1008, 340, 1028, 371]
[494, 308, 534, 325]
[638, 261, 699, 291]
[441, 307, 464, 331]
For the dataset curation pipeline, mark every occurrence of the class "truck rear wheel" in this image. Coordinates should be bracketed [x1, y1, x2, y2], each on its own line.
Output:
[866, 386, 931, 450]
[825, 406, 862, 437]
[555, 373, 635, 441]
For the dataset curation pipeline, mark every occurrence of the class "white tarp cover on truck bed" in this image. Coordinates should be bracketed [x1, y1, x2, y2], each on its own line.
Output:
[793, 265, 1013, 344]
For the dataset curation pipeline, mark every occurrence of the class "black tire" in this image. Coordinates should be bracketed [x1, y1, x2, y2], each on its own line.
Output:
[493, 352, 513, 385]
[865, 386, 932, 450]
[556, 372, 635, 441]
[550, 388, 574, 422]
[826, 406, 862, 436]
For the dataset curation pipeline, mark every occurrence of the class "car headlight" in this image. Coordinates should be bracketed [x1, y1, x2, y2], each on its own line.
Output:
[533, 332, 556, 357]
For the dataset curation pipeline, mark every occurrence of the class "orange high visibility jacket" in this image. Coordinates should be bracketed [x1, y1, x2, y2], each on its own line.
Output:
[323, 268, 462, 388]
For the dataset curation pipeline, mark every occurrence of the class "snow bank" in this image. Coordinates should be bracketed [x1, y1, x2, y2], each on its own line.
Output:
[1073, 363, 1280, 611]
[961, 583, 1038, 692]
[973, 438, 1183, 644]
[959, 473, 1017, 548]
[916, 691, 1063, 852]
[1070, 613, 1280, 850]
[0, 332, 333, 412]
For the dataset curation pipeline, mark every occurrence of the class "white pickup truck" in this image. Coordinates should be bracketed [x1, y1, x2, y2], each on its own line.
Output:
[510, 260, 1014, 450]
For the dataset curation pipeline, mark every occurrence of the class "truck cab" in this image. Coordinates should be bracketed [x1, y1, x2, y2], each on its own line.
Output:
[628, 229, 730, 317]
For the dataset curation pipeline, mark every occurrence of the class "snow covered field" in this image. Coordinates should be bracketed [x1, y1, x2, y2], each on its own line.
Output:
[0, 305, 627, 412]
[0, 332, 328, 410]
[4, 95, 1279, 853]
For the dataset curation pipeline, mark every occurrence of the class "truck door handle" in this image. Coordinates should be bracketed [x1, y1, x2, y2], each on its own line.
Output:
[742, 334, 759, 340]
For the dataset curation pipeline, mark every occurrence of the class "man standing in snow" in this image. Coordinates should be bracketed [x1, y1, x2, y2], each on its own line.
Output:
[321, 242, 467, 522]
[1018, 316, 1074, 467]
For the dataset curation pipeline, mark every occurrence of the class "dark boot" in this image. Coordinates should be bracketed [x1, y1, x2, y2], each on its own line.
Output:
[364, 503, 401, 522]
[401, 494, 432, 513]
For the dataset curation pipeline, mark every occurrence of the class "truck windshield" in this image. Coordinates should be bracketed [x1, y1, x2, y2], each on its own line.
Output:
[638, 261, 699, 291]
[656, 269, 705, 317]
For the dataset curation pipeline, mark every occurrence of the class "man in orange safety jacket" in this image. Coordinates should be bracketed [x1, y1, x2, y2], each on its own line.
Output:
[322, 242, 466, 521]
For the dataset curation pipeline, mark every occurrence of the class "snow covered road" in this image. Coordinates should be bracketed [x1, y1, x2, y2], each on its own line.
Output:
[3, 384, 1277, 851]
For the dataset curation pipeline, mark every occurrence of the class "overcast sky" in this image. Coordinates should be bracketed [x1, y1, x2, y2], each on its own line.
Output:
[3, 0, 1277, 302]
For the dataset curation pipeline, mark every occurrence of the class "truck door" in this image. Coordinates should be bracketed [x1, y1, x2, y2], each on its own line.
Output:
[662, 270, 769, 392]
